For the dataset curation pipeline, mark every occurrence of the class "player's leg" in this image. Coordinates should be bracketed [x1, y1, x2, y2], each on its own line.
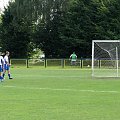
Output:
[72, 61, 75, 66]
[7, 70, 13, 79]
[0, 65, 3, 82]
[7, 65, 13, 79]
[3, 64, 6, 79]
[74, 61, 77, 66]
[0, 72, 3, 82]
[71, 61, 73, 66]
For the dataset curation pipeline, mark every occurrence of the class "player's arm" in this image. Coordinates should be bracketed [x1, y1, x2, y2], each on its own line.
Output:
[2, 57, 4, 70]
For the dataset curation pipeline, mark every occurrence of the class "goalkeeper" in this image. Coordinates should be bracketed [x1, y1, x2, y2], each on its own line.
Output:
[69, 52, 77, 66]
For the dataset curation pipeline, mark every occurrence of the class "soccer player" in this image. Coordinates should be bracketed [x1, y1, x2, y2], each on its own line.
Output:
[69, 52, 77, 66]
[0, 52, 4, 81]
[3, 51, 13, 79]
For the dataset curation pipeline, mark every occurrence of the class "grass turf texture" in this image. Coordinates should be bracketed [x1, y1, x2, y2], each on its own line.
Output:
[0, 68, 120, 120]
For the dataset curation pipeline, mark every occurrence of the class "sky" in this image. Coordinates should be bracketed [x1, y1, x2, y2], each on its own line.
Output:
[0, 0, 9, 12]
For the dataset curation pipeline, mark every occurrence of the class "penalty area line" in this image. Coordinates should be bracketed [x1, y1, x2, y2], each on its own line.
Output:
[3, 85, 119, 93]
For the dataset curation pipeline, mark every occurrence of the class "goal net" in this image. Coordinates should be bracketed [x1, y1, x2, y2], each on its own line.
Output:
[92, 40, 120, 77]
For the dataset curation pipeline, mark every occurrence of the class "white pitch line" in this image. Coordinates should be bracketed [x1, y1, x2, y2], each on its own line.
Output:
[18, 75, 83, 78]
[3, 85, 119, 93]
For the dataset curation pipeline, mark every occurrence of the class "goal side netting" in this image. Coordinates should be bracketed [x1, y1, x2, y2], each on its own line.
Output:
[92, 40, 120, 77]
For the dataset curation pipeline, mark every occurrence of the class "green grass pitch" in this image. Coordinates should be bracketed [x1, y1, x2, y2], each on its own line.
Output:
[0, 68, 120, 120]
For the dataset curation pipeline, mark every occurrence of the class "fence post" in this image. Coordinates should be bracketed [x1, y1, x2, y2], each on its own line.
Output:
[98, 59, 101, 68]
[81, 58, 83, 68]
[79, 60, 81, 67]
[26, 58, 29, 68]
[44, 58, 47, 68]
[61, 59, 64, 68]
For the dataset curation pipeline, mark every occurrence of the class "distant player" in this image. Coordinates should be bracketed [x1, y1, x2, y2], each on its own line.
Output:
[3, 51, 13, 79]
[69, 52, 77, 66]
[0, 52, 4, 81]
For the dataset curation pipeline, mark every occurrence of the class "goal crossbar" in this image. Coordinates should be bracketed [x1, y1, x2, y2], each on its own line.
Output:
[92, 40, 120, 42]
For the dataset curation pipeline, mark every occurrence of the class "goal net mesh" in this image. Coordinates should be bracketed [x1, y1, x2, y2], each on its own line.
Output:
[92, 40, 120, 77]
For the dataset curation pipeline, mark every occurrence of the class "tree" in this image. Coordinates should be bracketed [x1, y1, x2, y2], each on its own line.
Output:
[59, 0, 120, 58]
[1, 0, 120, 58]
[0, 2, 33, 58]
[33, 0, 69, 58]
[2, 0, 67, 57]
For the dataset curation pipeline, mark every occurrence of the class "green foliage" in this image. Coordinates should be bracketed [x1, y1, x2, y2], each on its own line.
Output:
[0, 2, 33, 58]
[1, 0, 120, 58]
[33, 0, 69, 58]
[33, 0, 120, 58]
[59, 0, 120, 58]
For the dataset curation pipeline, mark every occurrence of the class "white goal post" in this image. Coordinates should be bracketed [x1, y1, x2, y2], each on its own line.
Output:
[92, 40, 120, 77]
